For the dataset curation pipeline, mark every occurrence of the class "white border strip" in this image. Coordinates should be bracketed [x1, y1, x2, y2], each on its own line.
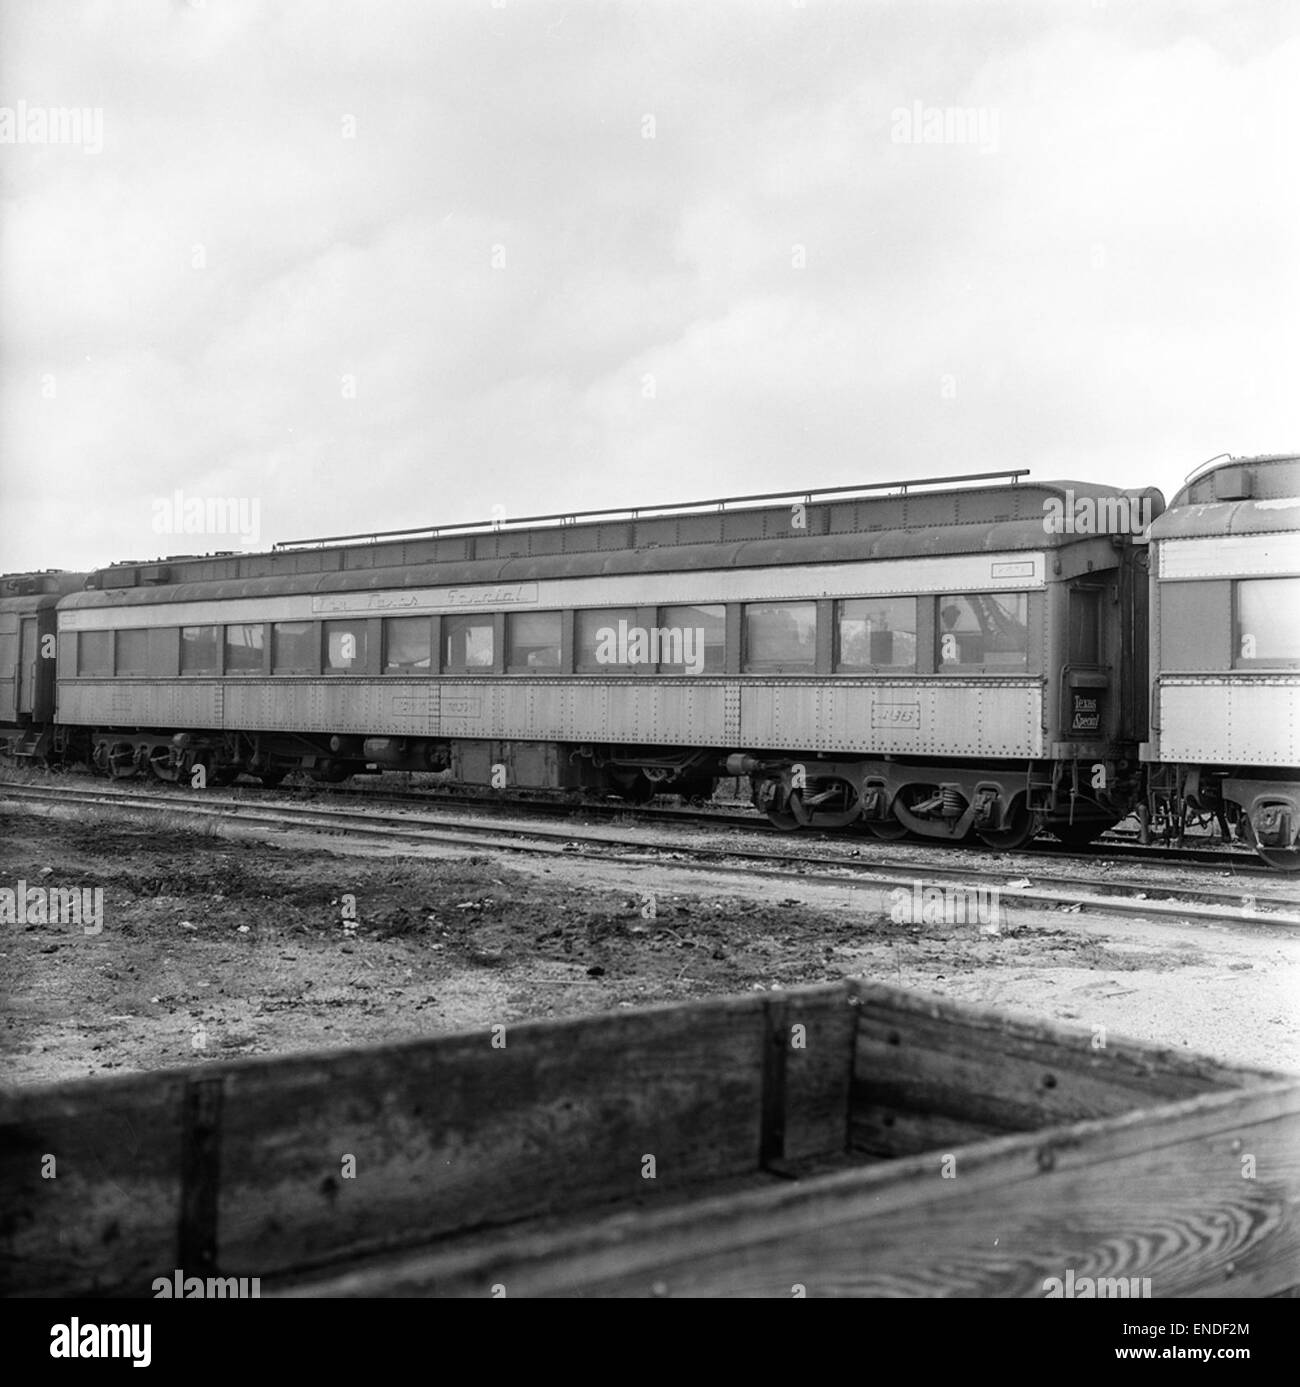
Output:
[58, 553, 1045, 631]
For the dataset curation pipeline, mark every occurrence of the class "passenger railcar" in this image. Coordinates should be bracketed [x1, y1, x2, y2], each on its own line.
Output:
[1142, 453, 1300, 869]
[46, 471, 1160, 852]
[0, 570, 88, 762]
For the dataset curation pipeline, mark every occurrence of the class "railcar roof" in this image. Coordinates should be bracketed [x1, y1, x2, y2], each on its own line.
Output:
[1151, 454, 1300, 540]
[81, 476, 1160, 598]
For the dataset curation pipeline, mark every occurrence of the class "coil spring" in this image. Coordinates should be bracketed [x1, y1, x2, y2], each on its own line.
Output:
[942, 785, 963, 817]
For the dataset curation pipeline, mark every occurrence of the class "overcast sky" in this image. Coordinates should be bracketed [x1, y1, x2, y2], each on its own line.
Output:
[1, 0, 1296, 573]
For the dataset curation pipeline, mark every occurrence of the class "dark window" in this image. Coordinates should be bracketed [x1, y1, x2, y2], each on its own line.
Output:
[324, 620, 368, 674]
[658, 604, 726, 674]
[77, 630, 113, 676]
[1236, 578, 1300, 667]
[575, 608, 638, 672]
[181, 625, 219, 675]
[937, 593, 1028, 671]
[273, 621, 317, 674]
[443, 614, 494, 673]
[742, 602, 817, 673]
[224, 624, 265, 674]
[507, 611, 561, 671]
[835, 598, 917, 672]
[115, 629, 151, 676]
[384, 617, 432, 674]
[1068, 588, 1102, 666]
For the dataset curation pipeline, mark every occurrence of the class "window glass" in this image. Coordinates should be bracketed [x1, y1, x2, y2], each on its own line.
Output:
[659, 604, 726, 674]
[273, 621, 317, 674]
[116, 629, 150, 675]
[1068, 588, 1101, 666]
[384, 617, 432, 674]
[835, 598, 916, 672]
[576, 608, 638, 671]
[181, 626, 219, 675]
[1237, 578, 1300, 666]
[507, 611, 561, 671]
[743, 602, 817, 672]
[937, 594, 1028, 670]
[443, 614, 494, 673]
[78, 630, 113, 676]
[224, 623, 265, 673]
[324, 620, 367, 673]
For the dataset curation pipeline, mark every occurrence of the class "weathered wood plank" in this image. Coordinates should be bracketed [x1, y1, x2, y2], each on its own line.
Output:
[0, 1077, 186, 1296]
[275, 1080, 1300, 1298]
[1, 982, 856, 1293]
[848, 981, 1276, 1155]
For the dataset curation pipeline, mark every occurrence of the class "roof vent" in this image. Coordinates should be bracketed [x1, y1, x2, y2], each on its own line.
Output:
[1214, 468, 1252, 501]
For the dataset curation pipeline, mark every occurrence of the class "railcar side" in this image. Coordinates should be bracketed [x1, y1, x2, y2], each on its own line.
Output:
[46, 475, 1160, 853]
[0, 571, 89, 762]
[1142, 453, 1300, 869]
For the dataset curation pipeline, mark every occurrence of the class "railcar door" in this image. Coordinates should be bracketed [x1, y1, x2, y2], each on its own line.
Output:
[1062, 584, 1108, 739]
[18, 617, 37, 715]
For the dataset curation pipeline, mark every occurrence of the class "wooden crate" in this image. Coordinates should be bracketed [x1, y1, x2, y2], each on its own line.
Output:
[3, 979, 1297, 1297]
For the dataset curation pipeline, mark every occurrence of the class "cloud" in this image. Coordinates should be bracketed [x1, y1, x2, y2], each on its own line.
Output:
[1, 0, 1296, 571]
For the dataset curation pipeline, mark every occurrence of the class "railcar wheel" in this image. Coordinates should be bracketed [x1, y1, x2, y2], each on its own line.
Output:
[1257, 846, 1300, 872]
[865, 819, 909, 841]
[789, 780, 862, 831]
[1240, 819, 1300, 872]
[1049, 818, 1115, 849]
[975, 801, 1036, 851]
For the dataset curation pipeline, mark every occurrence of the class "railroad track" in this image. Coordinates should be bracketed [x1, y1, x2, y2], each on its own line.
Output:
[5, 778, 1298, 930]
[2, 766, 1261, 871]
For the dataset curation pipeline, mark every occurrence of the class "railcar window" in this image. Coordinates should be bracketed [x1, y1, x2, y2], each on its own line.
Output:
[180, 625, 219, 675]
[273, 621, 317, 674]
[77, 630, 113, 676]
[1236, 578, 1300, 667]
[1068, 588, 1102, 666]
[324, 620, 368, 673]
[507, 611, 561, 671]
[659, 604, 725, 674]
[224, 623, 265, 674]
[936, 594, 1028, 671]
[835, 598, 917, 672]
[575, 608, 638, 672]
[742, 602, 817, 673]
[383, 617, 433, 674]
[115, 629, 151, 676]
[443, 614, 494, 673]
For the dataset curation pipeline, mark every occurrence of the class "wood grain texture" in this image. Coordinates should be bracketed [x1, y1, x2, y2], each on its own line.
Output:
[847, 980, 1274, 1157]
[275, 1080, 1300, 1298]
[0, 1075, 186, 1296]
[2, 982, 855, 1293]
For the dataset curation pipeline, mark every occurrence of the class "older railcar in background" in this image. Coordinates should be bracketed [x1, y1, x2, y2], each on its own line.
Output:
[0, 571, 87, 763]
[1142, 453, 1300, 869]
[49, 471, 1160, 852]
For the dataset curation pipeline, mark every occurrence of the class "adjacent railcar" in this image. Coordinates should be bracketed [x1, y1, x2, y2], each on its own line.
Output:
[0, 571, 88, 762]
[51, 471, 1160, 852]
[1142, 453, 1300, 869]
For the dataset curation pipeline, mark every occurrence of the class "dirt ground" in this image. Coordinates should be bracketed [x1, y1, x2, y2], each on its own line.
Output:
[2, 804, 1298, 1085]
